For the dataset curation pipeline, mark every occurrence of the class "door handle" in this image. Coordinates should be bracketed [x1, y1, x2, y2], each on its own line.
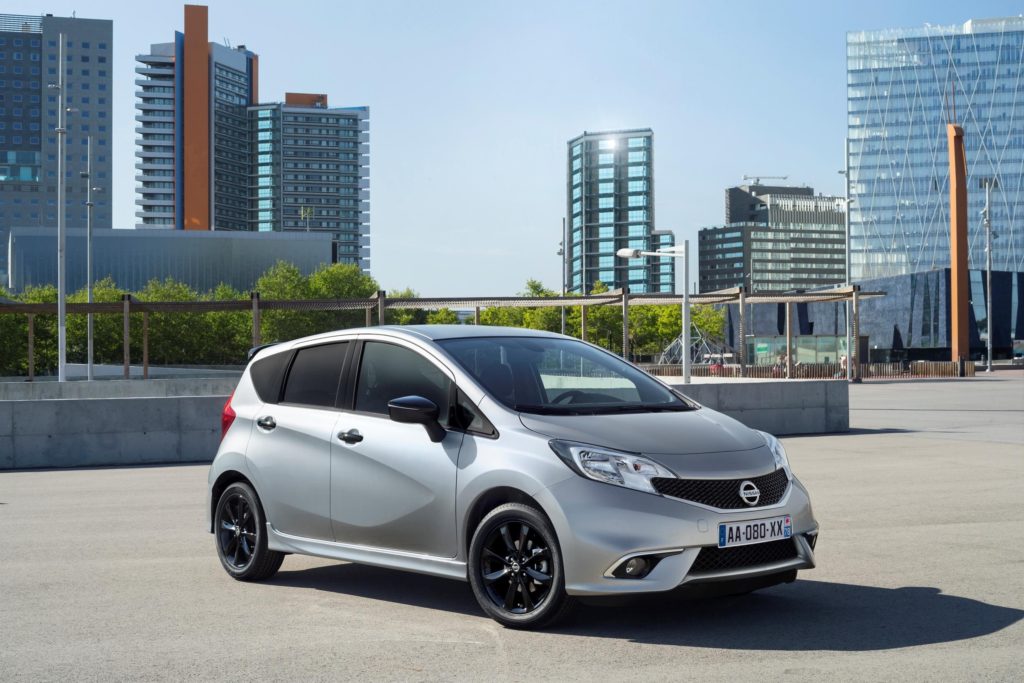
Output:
[256, 416, 276, 431]
[338, 429, 363, 444]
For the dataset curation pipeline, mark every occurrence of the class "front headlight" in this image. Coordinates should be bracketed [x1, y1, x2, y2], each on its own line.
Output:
[757, 430, 791, 475]
[549, 440, 676, 494]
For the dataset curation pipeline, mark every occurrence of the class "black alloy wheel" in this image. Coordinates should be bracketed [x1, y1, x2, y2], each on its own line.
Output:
[481, 521, 553, 613]
[214, 482, 284, 581]
[468, 503, 574, 629]
[218, 492, 258, 570]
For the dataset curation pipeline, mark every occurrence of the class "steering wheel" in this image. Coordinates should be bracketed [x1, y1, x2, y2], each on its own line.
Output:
[551, 390, 586, 405]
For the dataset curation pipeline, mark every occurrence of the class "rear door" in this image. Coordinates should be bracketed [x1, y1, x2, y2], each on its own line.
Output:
[330, 339, 463, 557]
[245, 341, 350, 542]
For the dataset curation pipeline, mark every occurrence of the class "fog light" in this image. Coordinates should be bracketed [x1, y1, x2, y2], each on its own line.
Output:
[611, 555, 660, 579]
[624, 558, 649, 577]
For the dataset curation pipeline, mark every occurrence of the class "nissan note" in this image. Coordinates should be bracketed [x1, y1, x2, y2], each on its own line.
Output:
[208, 325, 818, 628]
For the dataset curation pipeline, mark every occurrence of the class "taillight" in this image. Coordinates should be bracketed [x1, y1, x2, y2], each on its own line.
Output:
[221, 391, 236, 441]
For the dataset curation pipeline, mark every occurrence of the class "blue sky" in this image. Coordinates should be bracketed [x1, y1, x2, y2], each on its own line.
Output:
[10, 0, 1023, 294]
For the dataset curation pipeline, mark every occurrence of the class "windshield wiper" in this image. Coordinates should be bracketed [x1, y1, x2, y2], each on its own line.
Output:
[513, 404, 583, 415]
[589, 403, 695, 414]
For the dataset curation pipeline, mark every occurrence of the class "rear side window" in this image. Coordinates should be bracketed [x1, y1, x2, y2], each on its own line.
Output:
[249, 350, 291, 403]
[281, 342, 348, 408]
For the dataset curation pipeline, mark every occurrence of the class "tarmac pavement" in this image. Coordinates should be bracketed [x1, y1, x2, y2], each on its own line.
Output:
[1, 373, 1022, 681]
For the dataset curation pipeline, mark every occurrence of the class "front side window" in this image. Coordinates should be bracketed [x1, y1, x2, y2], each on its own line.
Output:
[355, 342, 451, 423]
[282, 342, 349, 408]
[440, 337, 692, 415]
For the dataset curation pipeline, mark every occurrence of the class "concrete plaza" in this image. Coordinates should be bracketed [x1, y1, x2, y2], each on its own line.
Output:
[1, 373, 1022, 681]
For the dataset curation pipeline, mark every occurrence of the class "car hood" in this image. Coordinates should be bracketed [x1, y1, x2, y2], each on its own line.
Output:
[519, 407, 774, 477]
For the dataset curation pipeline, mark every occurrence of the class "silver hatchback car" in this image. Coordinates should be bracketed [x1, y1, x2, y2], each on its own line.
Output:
[208, 325, 818, 628]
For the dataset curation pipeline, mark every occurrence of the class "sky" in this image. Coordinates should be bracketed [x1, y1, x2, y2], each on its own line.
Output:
[9, 0, 1024, 295]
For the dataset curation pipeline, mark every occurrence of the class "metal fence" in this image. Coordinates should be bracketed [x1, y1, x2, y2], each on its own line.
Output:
[2, 285, 976, 382]
[641, 361, 974, 380]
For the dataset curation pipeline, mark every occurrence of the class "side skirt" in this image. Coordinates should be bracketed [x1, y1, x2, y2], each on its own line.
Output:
[267, 524, 468, 582]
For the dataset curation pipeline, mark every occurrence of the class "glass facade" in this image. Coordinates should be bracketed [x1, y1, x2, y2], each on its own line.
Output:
[565, 128, 673, 294]
[847, 17, 1024, 281]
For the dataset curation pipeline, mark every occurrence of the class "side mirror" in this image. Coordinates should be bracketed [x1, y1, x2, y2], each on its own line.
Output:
[387, 395, 446, 443]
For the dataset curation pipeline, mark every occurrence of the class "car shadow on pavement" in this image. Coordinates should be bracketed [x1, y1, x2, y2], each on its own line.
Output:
[561, 580, 1024, 650]
[268, 563, 482, 617]
[267, 566, 1021, 650]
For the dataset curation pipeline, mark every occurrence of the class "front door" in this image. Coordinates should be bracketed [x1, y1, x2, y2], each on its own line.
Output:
[330, 340, 463, 558]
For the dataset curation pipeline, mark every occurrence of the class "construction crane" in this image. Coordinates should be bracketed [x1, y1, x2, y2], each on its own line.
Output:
[742, 174, 788, 185]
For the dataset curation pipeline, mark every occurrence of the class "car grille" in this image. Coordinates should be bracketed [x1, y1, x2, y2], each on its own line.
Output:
[651, 468, 789, 509]
[690, 538, 799, 574]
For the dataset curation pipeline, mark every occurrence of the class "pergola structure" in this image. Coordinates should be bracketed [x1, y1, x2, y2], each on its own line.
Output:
[0, 285, 884, 381]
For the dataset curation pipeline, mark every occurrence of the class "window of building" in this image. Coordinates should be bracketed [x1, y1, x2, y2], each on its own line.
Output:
[628, 137, 647, 148]
[627, 210, 648, 222]
[598, 139, 616, 150]
[628, 194, 646, 207]
[627, 165, 647, 178]
[628, 180, 647, 192]
[598, 211, 614, 224]
[598, 197, 614, 209]
[598, 168, 614, 180]
[628, 151, 646, 163]
[598, 153, 614, 165]
[598, 182, 614, 194]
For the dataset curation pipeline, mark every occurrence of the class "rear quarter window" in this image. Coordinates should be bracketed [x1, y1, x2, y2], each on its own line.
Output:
[249, 350, 292, 403]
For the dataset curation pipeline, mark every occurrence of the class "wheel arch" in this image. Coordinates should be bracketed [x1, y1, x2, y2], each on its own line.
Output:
[209, 470, 257, 533]
[463, 486, 553, 558]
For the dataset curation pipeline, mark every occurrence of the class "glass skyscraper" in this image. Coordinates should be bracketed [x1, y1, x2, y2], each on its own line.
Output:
[0, 13, 113, 232]
[565, 129, 674, 294]
[847, 17, 1024, 281]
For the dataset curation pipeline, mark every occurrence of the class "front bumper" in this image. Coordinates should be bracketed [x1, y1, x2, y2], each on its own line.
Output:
[536, 472, 817, 596]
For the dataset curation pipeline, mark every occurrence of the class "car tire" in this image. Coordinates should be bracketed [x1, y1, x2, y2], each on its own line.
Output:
[468, 502, 575, 629]
[214, 482, 284, 581]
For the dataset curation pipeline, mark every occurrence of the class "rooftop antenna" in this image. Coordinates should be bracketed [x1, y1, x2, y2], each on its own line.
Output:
[742, 174, 788, 185]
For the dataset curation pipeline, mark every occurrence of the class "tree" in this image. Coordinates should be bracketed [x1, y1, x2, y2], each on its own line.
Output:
[426, 308, 459, 324]
[203, 283, 250, 364]
[308, 262, 380, 331]
[254, 261, 317, 342]
[386, 287, 426, 326]
[135, 277, 206, 365]
[66, 277, 126, 366]
[16, 284, 59, 374]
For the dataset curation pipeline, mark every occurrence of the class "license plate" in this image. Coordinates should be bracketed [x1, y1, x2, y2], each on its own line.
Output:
[718, 514, 792, 548]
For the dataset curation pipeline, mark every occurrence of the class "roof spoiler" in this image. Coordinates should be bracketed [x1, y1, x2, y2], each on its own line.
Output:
[247, 342, 280, 362]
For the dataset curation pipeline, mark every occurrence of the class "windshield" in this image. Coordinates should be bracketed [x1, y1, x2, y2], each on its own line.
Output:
[437, 336, 694, 415]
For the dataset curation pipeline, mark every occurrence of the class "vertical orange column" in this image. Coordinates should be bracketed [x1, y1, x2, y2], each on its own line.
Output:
[947, 124, 969, 361]
[183, 5, 210, 230]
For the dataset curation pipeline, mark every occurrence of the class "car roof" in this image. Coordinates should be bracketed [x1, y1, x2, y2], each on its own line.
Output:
[375, 325, 566, 341]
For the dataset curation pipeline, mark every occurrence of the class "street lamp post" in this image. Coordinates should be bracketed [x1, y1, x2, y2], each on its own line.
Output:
[617, 241, 690, 384]
[558, 217, 567, 335]
[50, 34, 68, 382]
[839, 138, 854, 381]
[81, 136, 103, 381]
[982, 180, 994, 372]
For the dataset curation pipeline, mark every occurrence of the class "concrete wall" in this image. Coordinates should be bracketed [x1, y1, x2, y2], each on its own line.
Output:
[0, 377, 238, 401]
[0, 378, 847, 470]
[0, 395, 227, 469]
[667, 379, 848, 435]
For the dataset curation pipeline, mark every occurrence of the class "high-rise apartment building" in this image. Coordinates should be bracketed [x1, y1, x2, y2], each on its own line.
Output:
[0, 13, 113, 232]
[847, 17, 1024, 281]
[248, 95, 369, 268]
[699, 184, 846, 293]
[135, 4, 257, 230]
[565, 129, 674, 294]
[134, 4, 371, 271]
